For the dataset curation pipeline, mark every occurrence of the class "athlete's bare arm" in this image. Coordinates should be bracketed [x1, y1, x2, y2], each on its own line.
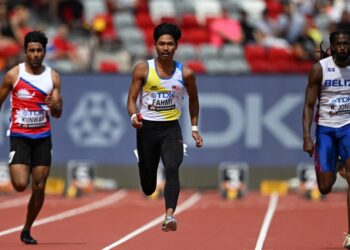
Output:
[0, 66, 18, 110]
[127, 62, 147, 126]
[302, 62, 322, 157]
[183, 66, 203, 147]
[46, 69, 62, 118]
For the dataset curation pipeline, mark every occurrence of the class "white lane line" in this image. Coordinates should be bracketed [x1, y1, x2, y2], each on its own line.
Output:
[0, 195, 30, 209]
[255, 192, 279, 250]
[102, 192, 202, 250]
[0, 190, 127, 237]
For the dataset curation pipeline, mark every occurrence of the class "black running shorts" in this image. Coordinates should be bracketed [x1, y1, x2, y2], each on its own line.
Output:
[9, 136, 52, 167]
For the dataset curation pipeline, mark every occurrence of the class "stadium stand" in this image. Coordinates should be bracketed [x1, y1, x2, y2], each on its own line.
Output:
[0, 0, 347, 74]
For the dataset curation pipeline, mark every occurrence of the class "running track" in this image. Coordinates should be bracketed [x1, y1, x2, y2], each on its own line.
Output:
[0, 189, 347, 250]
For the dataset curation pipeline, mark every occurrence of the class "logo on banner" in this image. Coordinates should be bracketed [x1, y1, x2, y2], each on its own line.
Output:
[67, 92, 125, 147]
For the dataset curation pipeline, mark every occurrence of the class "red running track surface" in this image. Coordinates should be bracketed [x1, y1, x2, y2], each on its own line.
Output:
[0, 189, 347, 250]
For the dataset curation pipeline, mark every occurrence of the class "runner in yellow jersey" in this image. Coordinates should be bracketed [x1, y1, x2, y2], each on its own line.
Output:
[127, 23, 203, 232]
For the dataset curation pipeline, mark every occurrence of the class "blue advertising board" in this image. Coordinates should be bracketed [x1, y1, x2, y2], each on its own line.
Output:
[0, 74, 310, 167]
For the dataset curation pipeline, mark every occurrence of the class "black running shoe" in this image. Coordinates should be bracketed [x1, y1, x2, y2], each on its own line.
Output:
[20, 230, 37, 244]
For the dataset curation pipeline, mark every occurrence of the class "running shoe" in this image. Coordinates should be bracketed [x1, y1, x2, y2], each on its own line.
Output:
[20, 230, 37, 244]
[161, 216, 177, 232]
[343, 232, 350, 249]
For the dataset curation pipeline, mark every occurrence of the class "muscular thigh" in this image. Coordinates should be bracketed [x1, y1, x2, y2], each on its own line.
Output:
[315, 125, 338, 173]
[161, 124, 183, 167]
[9, 136, 52, 168]
[337, 124, 350, 161]
[31, 137, 52, 167]
[10, 136, 31, 166]
[137, 125, 161, 167]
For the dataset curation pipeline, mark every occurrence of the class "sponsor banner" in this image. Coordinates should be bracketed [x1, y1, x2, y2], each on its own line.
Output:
[0, 74, 310, 167]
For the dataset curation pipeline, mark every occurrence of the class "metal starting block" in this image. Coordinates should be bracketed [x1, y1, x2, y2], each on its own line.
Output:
[297, 163, 325, 201]
[66, 159, 97, 198]
[218, 162, 249, 200]
[45, 177, 65, 195]
[260, 180, 288, 196]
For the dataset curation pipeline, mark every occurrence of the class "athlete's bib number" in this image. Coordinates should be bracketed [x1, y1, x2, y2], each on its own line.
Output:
[329, 96, 350, 115]
[148, 91, 176, 111]
[15, 110, 47, 128]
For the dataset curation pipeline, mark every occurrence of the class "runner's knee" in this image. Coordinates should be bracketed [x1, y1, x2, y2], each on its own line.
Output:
[165, 164, 179, 181]
[318, 183, 332, 194]
[142, 184, 156, 195]
[140, 177, 156, 195]
[12, 180, 28, 192]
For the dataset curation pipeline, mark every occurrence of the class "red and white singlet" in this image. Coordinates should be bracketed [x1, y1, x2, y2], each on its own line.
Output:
[8, 63, 53, 138]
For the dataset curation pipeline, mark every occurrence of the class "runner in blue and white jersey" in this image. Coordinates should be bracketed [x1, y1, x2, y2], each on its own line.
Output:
[302, 30, 350, 248]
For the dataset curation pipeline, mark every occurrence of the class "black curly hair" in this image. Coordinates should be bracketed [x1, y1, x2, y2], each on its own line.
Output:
[153, 23, 182, 43]
[318, 30, 350, 59]
[24, 30, 48, 51]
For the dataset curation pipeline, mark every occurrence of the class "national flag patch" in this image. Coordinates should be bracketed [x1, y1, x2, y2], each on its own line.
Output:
[172, 85, 180, 91]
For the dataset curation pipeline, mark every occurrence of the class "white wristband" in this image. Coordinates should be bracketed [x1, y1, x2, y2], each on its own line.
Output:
[131, 113, 137, 122]
[192, 125, 199, 132]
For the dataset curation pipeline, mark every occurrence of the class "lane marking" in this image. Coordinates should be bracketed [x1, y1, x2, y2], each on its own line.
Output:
[102, 192, 202, 250]
[0, 190, 127, 237]
[0, 195, 30, 209]
[255, 192, 279, 250]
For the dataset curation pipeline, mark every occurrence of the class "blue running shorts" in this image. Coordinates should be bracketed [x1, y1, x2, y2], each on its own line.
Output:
[315, 123, 350, 173]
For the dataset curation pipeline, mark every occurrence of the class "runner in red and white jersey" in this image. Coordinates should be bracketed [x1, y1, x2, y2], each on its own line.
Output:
[9, 62, 53, 138]
[0, 31, 62, 245]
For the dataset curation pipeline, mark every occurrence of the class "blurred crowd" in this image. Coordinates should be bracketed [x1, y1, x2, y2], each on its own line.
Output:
[0, 0, 348, 74]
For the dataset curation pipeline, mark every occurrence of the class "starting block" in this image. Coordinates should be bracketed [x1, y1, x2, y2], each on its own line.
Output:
[0, 161, 14, 194]
[297, 163, 324, 201]
[260, 180, 288, 196]
[66, 159, 97, 198]
[218, 162, 249, 200]
[45, 177, 65, 195]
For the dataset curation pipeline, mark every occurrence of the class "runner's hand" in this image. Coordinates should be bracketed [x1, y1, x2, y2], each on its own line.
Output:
[303, 137, 314, 157]
[192, 131, 203, 147]
[131, 114, 143, 129]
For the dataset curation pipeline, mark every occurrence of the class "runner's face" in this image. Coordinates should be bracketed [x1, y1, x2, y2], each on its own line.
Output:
[25, 42, 45, 69]
[155, 35, 177, 60]
[331, 34, 350, 63]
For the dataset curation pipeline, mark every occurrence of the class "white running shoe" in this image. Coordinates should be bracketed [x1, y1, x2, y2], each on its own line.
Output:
[161, 216, 177, 232]
[343, 233, 350, 249]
